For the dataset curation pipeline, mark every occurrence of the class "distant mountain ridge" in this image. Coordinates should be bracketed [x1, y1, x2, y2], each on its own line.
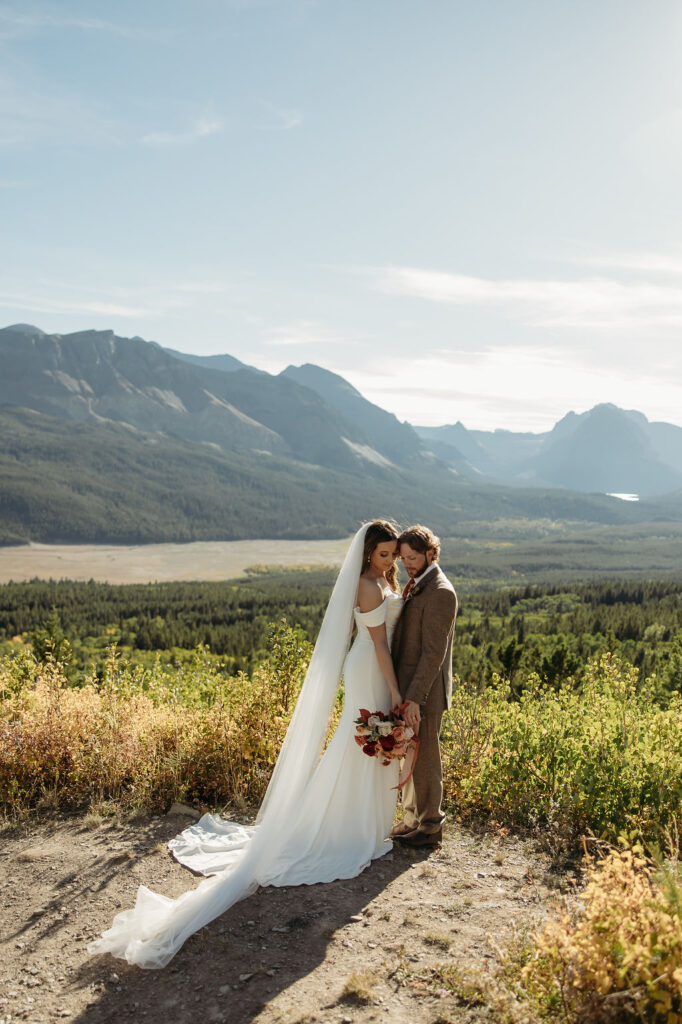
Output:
[161, 345, 252, 375]
[0, 324, 414, 472]
[8, 323, 678, 497]
[280, 363, 426, 467]
[531, 405, 682, 495]
[0, 324, 286, 456]
[0, 322, 680, 544]
[416, 404, 682, 497]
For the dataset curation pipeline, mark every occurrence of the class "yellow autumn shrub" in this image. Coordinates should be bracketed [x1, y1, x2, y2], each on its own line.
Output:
[0, 624, 312, 818]
[472, 845, 682, 1023]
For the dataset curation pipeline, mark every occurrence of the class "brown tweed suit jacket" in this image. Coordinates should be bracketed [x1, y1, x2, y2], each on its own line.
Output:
[391, 565, 458, 714]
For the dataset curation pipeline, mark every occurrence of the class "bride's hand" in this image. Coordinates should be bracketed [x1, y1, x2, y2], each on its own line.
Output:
[390, 690, 402, 712]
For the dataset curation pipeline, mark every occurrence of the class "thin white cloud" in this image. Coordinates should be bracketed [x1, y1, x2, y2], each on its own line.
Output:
[0, 280, 199, 320]
[0, 276, 240, 323]
[371, 265, 682, 330]
[173, 282, 231, 295]
[223, 0, 314, 9]
[257, 101, 303, 131]
[266, 319, 347, 346]
[142, 116, 223, 147]
[0, 290, 152, 319]
[0, 6, 161, 39]
[578, 252, 682, 276]
[346, 346, 682, 432]
[0, 74, 119, 146]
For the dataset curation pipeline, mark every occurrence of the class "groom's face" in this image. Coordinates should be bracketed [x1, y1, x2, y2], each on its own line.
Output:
[400, 543, 433, 579]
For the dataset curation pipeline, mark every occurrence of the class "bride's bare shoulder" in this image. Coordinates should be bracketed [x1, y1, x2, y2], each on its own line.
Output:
[356, 574, 386, 613]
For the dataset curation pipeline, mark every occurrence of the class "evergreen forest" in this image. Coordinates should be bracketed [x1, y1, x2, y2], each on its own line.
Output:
[2, 572, 681, 698]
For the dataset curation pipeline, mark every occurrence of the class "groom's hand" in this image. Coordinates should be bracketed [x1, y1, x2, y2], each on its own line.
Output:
[403, 700, 421, 732]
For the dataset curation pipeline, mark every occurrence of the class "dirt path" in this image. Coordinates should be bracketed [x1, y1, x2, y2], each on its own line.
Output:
[0, 812, 558, 1024]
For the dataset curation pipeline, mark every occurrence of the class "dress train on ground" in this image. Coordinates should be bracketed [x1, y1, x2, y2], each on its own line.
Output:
[88, 587, 402, 968]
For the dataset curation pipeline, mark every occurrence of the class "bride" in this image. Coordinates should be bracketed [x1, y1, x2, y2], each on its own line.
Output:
[89, 519, 405, 968]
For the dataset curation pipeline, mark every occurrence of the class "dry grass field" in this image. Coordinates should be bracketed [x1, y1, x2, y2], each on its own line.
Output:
[0, 539, 351, 584]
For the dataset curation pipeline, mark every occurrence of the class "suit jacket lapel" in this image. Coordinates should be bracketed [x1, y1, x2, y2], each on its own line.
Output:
[411, 564, 442, 599]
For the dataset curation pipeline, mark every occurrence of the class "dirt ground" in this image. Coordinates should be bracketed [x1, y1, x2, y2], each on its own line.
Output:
[0, 809, 562, 1024]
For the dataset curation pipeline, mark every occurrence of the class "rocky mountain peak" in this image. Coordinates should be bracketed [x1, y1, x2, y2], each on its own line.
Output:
[4, 323, 48, 338]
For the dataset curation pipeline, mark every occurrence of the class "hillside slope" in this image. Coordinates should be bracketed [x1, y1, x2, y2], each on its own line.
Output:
[0, 406, 648, 546]
[0, 325, 388, 470]
[281, 362, 425, 466]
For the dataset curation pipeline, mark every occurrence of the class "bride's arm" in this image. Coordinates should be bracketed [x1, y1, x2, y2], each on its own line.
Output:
[357, 578, 401, 708]
[368, 626, 401, 710]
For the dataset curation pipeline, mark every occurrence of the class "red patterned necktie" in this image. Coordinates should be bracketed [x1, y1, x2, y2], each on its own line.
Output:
[402, 579, 415, 600]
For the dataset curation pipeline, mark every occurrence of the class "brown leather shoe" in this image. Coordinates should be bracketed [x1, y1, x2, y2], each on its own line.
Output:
[396, 829, 442, 848]
[390, 821, 417, 839]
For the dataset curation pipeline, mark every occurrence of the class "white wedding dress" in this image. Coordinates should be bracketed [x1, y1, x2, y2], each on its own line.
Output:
[88, 524, 403, 969]
[170, 591, 402, 885]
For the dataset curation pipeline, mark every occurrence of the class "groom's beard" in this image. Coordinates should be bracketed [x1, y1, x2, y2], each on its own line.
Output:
[404, 558, 428, 579]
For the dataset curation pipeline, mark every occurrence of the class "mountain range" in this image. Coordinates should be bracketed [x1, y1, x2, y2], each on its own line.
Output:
[416, 406, 682, 497]
[0, 323, 680, 544]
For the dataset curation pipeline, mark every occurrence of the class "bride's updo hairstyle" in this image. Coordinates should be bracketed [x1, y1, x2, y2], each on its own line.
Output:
[362, 519, 401, 592]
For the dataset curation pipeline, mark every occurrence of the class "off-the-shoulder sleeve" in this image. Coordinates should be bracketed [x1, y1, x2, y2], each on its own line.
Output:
[354, 600, 388, 627]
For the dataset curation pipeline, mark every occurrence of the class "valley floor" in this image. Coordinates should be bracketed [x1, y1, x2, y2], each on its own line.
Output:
[0, 812, 557, 1024]
[4, 520, 682, 587]
[0, 539, 350, 584]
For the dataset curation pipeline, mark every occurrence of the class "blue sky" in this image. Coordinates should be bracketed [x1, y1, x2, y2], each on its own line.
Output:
[1, 0, 681, 430]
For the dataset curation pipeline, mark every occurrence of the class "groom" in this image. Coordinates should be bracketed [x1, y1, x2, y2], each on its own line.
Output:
[390, 524, 458, 848]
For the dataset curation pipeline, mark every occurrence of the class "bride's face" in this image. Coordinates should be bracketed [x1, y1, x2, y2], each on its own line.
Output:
[369, 539, 398, 577]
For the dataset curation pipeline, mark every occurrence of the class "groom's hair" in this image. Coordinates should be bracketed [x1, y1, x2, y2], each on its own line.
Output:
[398, 524, 440, 561]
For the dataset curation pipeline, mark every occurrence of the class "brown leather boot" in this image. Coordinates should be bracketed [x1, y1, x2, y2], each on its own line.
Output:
[396, 828, 442, 848]
[389, 821, 418, 839]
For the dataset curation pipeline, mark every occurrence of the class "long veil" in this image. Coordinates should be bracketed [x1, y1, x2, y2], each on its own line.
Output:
[88, 522, 371, 969]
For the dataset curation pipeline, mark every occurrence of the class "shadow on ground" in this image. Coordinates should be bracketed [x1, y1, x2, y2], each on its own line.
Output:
[71, 832, 413, 1024]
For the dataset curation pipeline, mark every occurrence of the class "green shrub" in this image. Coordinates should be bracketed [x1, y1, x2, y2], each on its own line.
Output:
[443, 653, 682, 849]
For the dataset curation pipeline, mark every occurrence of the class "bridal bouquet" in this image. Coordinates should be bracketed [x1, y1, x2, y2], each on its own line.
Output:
[354, 707, 416, 766]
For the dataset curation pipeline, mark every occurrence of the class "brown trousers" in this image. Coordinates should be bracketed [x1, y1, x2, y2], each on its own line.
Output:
[401, 712, 445, 834]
